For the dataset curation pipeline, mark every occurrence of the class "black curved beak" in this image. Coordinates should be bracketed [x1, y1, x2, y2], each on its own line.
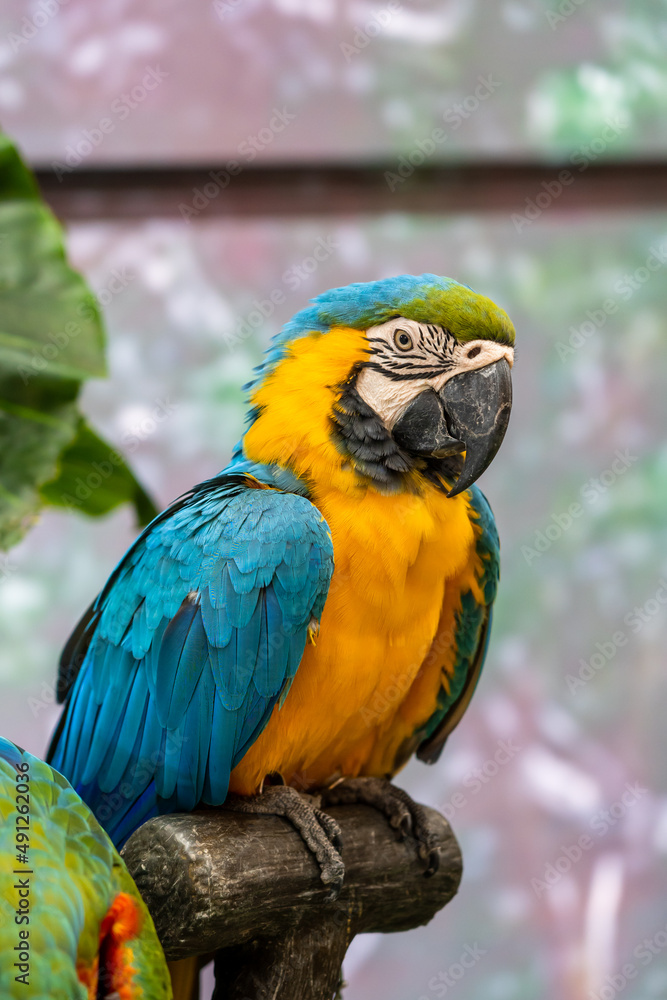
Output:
[391, 358, 512, 497]
[440, 357, 512, 497]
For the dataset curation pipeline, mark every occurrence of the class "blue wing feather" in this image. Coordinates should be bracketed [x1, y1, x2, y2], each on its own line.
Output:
[203, 692, 239, 804]
[48, 475, 334, 847]
[156, 599, 208, 727]
[102, 669, 150, 791]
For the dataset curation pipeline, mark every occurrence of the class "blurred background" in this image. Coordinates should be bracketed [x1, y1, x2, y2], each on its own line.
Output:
[1, 1, 667, 998]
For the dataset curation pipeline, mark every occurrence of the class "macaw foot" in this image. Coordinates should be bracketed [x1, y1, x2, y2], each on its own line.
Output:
[321, 777, 441, 877]
[223, 786, 345, 899]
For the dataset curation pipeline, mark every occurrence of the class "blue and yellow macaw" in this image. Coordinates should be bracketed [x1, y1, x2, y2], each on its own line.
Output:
[48, 274, 514, 891]
[0, 736, 172, 998]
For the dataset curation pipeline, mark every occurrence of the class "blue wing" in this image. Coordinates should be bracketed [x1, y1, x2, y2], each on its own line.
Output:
[416, 484, 500, 763]
[48, 474, 333, 846]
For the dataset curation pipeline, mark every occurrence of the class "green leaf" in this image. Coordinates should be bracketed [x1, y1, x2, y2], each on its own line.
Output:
[0, 201, 106, 383]
[0, 131, 154, 548]
[40, 419, 158, 526]
[0, 375, 80, 549]
[0, 133, 40, 202]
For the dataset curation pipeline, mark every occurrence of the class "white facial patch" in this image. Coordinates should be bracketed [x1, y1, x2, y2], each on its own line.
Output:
[356, 316, 514, 429]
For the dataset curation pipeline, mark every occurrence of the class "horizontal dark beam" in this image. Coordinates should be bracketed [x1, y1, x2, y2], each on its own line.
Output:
[121, 803, 461, 961]
[34, 161, 667, 222]
[122, 801, 460, 999]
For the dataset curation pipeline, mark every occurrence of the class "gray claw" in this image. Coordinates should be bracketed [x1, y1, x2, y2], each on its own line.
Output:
[223, 786, 345, 896]
[420, 842, 441, 877]
[323, 776, 440, 877]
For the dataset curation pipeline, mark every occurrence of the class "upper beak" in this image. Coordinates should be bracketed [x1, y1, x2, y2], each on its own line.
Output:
[391, 358, 512, 497]
[440, 357, 512, 497]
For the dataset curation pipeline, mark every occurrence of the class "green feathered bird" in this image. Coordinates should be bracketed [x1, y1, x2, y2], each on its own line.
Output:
[0, 736, 172, 999]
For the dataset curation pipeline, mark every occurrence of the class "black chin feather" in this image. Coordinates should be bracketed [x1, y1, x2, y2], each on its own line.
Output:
[330, 381, 463, 493]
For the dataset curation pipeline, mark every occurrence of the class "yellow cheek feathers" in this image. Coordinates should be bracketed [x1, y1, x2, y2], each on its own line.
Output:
[243, 326, 372, 493]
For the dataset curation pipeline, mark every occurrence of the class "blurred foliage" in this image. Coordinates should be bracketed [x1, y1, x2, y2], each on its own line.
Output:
[0, 133, 156, 550]
[41, 417, 156, 525]
[531, 1, 667, 153]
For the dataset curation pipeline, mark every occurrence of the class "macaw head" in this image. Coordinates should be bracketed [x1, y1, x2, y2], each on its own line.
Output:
[240, 274, 514, 497]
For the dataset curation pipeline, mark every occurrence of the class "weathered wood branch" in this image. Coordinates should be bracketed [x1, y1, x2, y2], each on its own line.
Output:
[122, 803, 462, 999]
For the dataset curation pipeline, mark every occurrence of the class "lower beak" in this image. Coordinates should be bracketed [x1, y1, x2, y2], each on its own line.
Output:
[391, 388, 465, 459]
[391, 358, 512, 497]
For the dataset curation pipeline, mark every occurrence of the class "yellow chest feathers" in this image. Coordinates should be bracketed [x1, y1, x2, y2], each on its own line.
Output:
[228, 481, 476, 792]
[302, 483, 475, 758]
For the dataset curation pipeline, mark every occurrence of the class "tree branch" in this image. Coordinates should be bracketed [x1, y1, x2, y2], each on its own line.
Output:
[122, 802, 461, 999]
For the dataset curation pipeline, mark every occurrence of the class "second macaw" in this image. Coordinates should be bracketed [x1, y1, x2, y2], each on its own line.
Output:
[0, 737, 171, 999]
[48, 273, 514, 889]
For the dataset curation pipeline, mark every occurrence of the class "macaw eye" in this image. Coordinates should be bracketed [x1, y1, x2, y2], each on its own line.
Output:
[393, 328, 413, 352]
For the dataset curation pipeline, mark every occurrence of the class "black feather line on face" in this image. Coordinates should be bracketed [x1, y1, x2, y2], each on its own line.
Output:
[329, 377, 464, 494]
[365, 324, 458, 381]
